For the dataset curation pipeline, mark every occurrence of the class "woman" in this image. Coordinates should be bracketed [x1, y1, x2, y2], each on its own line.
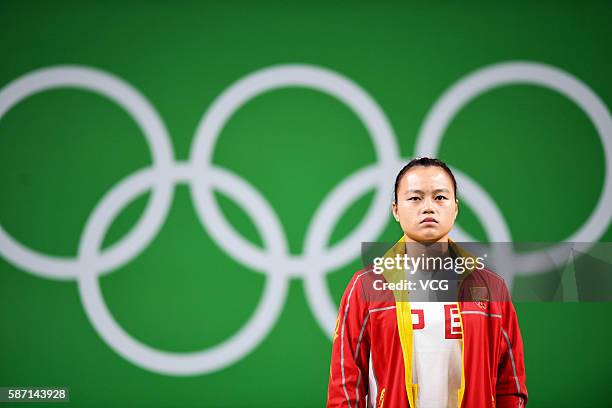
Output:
[326, 157, 528, 408]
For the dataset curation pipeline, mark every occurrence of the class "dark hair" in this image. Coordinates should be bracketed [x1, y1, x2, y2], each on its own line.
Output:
[393, 157, 458, 204]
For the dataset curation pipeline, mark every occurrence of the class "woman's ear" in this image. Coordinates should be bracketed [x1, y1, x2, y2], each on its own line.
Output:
[391, 202, 400, 222]
[454, 198, 459, 219]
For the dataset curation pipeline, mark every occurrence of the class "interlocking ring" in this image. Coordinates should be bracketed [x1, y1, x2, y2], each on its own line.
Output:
[0, 61, 610, 375]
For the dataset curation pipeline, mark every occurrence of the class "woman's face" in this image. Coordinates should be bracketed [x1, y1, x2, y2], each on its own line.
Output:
[392, 166, 458, 243]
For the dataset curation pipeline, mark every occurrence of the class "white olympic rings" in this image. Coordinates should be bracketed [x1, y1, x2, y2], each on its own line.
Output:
[0, 61, 610, 375]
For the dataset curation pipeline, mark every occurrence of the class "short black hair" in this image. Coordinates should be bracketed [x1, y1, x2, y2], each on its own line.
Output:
[393, 157, 458, 204]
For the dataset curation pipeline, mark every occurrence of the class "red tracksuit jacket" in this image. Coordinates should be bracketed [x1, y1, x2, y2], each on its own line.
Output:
[327, 238, 528, 408]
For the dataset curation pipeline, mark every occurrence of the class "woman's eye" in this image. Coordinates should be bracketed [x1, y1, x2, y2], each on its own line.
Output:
[408, 197, 420, 201]
[435, 195, 447, 200]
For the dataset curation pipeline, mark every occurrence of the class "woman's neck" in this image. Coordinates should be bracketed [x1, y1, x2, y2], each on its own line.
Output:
[403, 236, 451, 266]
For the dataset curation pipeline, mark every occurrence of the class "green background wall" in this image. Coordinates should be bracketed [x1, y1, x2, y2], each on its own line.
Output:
[1, 1, 611, 406]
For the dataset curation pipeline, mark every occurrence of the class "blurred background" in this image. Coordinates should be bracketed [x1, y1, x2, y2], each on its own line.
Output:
[1, 1, 611, 406]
